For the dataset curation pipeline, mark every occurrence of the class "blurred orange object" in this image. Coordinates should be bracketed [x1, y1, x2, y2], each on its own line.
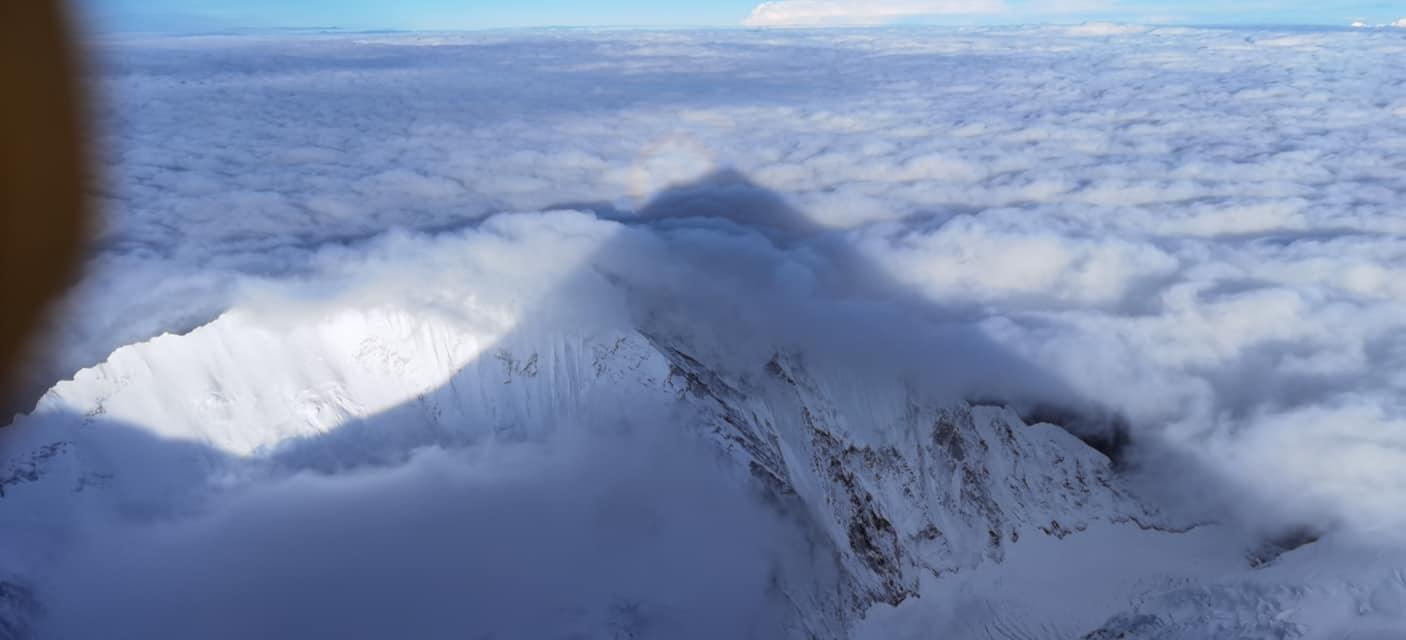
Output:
[0, 1, 89, 400]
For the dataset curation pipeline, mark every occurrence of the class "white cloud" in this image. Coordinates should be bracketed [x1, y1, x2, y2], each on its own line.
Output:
[744, 0, 1004, 26]
[741, 0, 1125, 25]
[853, 212, 1180, 307]
[5, 24, 1406, 638]
[1062, 21, 1149, 35]
[37, 27, 1402, 540]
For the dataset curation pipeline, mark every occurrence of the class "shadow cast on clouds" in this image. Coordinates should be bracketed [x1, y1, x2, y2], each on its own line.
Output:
[0, 170, 1166, 639]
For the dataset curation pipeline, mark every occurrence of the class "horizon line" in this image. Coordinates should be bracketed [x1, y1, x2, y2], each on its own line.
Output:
[84, 21, 1398, 37]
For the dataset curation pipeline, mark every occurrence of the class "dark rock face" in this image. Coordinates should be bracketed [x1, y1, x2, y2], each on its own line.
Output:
[809, 419, 911, 607]
[648, 334, 1162, 631]
[1247, 526, 1321, 568]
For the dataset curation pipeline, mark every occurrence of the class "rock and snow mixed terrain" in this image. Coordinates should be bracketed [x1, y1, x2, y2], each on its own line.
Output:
[4, 25, 1406, 639]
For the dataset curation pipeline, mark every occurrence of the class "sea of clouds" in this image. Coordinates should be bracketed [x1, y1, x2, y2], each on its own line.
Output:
[61, 25, 1406, 528]
[7, 24, 1406, 635]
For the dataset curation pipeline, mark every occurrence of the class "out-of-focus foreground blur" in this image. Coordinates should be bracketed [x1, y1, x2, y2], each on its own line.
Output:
[0, 1, 89, 400]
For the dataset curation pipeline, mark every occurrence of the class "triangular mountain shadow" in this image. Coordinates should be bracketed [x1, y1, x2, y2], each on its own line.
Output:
[246, 167, 1154, 629]
[240, 167, 1124, 475]
[555, 168, 1119, 427]
[4, 168, 1138, 520]
[0, 167, 1169, 638]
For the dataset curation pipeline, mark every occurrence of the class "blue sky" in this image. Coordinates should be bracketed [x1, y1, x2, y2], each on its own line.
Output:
[81, 0, 1405, 32]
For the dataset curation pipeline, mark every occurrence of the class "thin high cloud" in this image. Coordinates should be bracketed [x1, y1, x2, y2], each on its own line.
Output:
[742, 0, 1123, 26]
[744, 0, 1006, 26]
[739, 0, 1388, 26]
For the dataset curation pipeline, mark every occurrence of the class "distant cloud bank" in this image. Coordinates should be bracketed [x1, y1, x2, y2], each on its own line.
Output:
[743, 0, 1004, 26]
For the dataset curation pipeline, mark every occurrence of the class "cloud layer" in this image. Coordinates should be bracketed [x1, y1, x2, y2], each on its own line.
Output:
[37, 428, 802, 639]
[2, 26, 1403, 635]
[42, 26, 1401, 532]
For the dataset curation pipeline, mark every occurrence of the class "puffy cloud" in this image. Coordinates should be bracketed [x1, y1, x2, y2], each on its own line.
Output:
[29, 26, 1398, 539]
[853, 210, 1180, 307]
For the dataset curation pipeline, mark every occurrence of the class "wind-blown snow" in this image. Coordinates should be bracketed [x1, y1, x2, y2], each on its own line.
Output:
[3, 24, 1406, 639]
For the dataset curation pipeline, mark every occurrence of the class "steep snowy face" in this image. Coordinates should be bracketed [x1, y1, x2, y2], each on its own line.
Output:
[654, 341, 1163, 608]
